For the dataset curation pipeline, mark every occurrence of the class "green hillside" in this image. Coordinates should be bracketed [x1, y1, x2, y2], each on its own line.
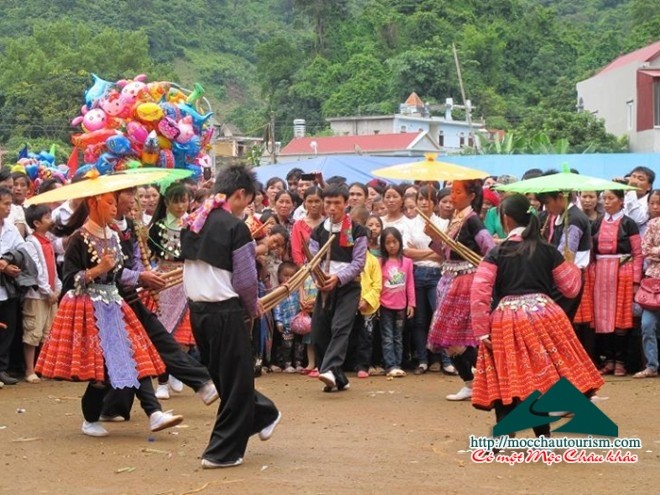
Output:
[0, 0, 657, 160]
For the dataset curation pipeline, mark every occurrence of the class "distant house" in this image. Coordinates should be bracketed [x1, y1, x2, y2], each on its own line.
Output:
[576, 40, 660, 152]
[278, 131, 440, 161]
[280, 92, 482, 161]
[213, 123, 265, 158]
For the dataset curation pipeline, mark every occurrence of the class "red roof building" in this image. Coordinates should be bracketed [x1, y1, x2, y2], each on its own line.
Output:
[577, 40, 660, 152]
[279, 131, 440, 159]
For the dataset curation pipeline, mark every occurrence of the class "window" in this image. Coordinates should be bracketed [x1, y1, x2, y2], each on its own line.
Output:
[400, 125, 407, 133]
[373, 130, 380, 135]
[655, 81, 660, 127]
[459, 132, 465, 147]
[626, 100, 634, 131]
[438, 131, 444, 147]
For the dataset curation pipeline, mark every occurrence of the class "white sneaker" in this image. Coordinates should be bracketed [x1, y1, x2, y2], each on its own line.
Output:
[201, 457, 243, 469]
[386, 368, 407, 378]
[82, 421, 109, 437]
[259, 411, 282, 441]
[196, 381, 219, 406]
[318, 370, 336, 388]
[283, 366, 297, 374]
[155, 384, 170, 400]
[149, 410, 184, 432]
[169, 375, 184, 393]
[446, 386, 472, 401]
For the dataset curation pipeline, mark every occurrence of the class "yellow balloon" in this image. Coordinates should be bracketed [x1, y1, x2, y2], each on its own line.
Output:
[157, 135, 172, 149]
[136, 102, 163, 122]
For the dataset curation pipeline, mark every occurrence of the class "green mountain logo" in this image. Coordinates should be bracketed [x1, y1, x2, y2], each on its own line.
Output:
[493, 378, 618, 437]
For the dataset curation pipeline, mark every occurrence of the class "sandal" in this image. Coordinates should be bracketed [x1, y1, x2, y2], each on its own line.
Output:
[599, 361, 615, 375]
[633, 367, 658, 378]
[307, 369, 320, 378]
[614, 361, 626, 377]
[25, 373, 41, 384]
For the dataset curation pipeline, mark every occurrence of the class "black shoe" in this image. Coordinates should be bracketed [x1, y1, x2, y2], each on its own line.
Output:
[0, 371, 19, 385]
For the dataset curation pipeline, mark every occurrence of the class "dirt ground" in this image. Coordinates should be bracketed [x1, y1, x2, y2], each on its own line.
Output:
[1, 372, 659, 495]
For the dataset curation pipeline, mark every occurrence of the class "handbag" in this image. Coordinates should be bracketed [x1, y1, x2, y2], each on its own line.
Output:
[634, 277, 660, 311]
[290, 311, 312, 336]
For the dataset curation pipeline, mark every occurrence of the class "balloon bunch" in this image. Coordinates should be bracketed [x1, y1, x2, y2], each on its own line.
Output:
[11, 144, 67, 193]
[70, 73, 214, 179]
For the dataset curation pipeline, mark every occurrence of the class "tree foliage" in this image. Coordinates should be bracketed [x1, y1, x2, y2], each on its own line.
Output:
[0, 0, 657, 159]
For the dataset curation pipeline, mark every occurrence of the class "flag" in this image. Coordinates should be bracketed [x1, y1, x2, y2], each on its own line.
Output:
[66, 148, 79, 178]
[18, 144, 28, 160]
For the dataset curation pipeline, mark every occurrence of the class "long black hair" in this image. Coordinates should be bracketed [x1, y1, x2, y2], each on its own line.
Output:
[149, 183, 190, 227]
[380, 226, 404, 264]
[461, 179, 484, 215]
[498, 193, 544, 259]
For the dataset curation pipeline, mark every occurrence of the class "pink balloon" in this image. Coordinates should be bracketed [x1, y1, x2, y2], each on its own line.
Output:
[126, 121, 148, 144]
[82, 109, 108, 132]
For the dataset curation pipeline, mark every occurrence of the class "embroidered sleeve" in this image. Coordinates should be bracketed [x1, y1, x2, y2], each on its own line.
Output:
[630, 233, 643, 284]
[475, 228, 496, 256]
[232, 241, 258, 315]
[119, 268, 141, 288]
[337, 235, 367, 286]
[552, 261, 581, 298]
[471, 261, 497, 338]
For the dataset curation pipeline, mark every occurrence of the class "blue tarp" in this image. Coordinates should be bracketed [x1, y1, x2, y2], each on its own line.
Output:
[254, 153, 660, 186]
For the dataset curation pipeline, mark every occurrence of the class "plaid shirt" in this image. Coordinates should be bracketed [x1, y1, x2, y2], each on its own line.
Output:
[273, 291, 300, 333]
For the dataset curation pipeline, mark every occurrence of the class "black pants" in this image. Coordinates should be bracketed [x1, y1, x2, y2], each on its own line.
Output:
[574, 323, 596, 364]
[83, 378, 159, 422]
[312, 283, 361, 375]
[189, 298, 278, 463]
[451, 346, 478, 382]
[0, 298, 19, 373]
[102, 300, 211, 419]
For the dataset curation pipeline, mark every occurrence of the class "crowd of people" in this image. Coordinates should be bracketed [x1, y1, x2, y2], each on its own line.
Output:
[0, 161, 658, 464]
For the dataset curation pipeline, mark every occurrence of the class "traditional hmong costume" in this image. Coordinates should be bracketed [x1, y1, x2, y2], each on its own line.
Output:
[427, 207, 495, 352]
[309, 214, 368, 390]
[36, 221, 164, 386]
[148, 214, 194, 346]
[591, 212, 643, 333]
[470, 234, 604, 412]
[181, 193, 279, 465]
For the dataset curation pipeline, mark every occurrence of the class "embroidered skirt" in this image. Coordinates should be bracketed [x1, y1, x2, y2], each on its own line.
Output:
[573, 264, 595, 325]
[427, 261, 478, 351]
[592, 256, 634, 333]
[36, 290, 165, 387]
[472, 294, 604, 411]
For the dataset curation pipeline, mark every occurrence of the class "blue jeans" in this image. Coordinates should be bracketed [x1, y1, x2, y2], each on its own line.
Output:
[380, 307, 405, 370]
[641, 309, 660, 371]
[413, 266, 440, 366]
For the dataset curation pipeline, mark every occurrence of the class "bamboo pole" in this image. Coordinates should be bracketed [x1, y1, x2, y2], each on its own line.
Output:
[415, 207, 482, 266]
[259, 235, 335, 312]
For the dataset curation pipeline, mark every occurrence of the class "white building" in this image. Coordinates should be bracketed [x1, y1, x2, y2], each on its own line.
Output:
[325, 92, 483, 153]
[576, 40, 660, 152]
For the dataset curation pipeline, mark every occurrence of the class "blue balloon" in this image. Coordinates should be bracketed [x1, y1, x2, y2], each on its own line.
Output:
[176, 103, 213, 131]
[95, 153, 118, 175]
[106, 135, 132, 155]
[25, 163, 39, 181]
[74, 164, 95, 178]
[37, 152, 55, 165]
[185, 164, 202, 179]
[85, 74, 113, 107]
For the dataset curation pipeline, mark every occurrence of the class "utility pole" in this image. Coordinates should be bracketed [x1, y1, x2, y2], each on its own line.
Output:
[270, 111, 277, 164]
[452, 43, 480, 153]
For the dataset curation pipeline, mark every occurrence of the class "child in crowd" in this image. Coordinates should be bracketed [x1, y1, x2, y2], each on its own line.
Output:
[366, 214, 383, 257]
[379, 227, 415, 377]
[273, 261, 302, 373]
[372, 196, 387, 217]
[350, 207, 382, 378]
[23, 205, 61, 383]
